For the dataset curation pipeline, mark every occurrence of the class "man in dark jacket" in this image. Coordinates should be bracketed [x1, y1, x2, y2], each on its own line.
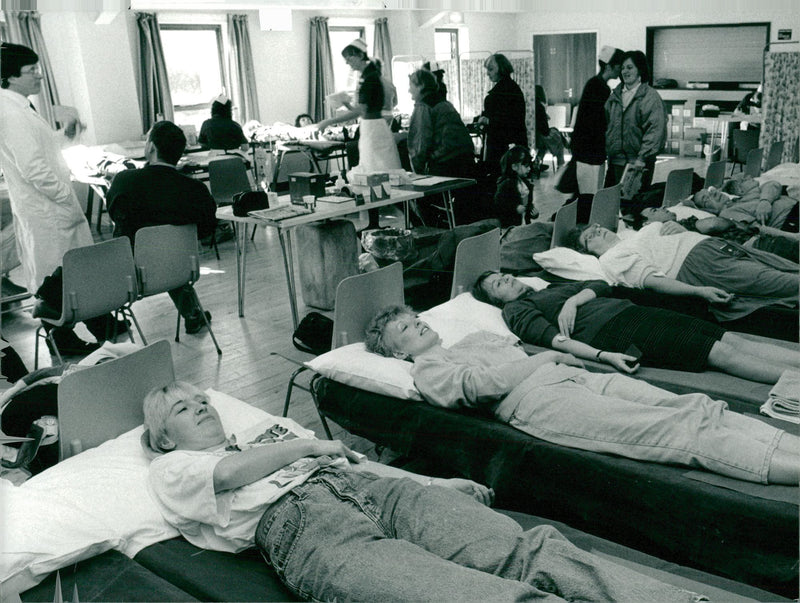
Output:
[107, 121, 217, 334]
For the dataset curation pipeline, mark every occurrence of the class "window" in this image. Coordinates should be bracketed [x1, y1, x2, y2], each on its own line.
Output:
[160, 25, 227, 132]
[328, 27, 365, 94]
[434, 28, 461, 113]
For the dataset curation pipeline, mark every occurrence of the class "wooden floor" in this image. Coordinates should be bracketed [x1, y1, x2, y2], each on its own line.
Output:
[0, 155, 708, 458]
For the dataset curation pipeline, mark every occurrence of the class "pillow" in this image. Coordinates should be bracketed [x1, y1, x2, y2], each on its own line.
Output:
[419, 292, 513, 347]
[532, 248, 613, 283]
[306, 343, 420, 401]
[0, 389, 277, 595]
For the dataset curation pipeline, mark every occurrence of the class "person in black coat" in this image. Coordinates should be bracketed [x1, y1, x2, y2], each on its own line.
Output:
[198, 95, 247, 151]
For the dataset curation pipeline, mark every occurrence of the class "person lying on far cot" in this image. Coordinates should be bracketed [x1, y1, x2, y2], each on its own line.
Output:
[365, 306, 799, 486]
[472, 271, 799, 384]
[143, 381, 708, 602]
[564, 221, 798, 323]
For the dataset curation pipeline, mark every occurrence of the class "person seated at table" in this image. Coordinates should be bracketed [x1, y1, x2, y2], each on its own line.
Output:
[493, 145, 537, 228]
[366, 306, 799, 486]
[564, 221, 798, 323]
[472, 271, 799, 384]
[144, 380, 704, 602]
[198, 94, 248, 152]
[629, 205, 799, 263]
[690, 176, 798, 232]
[106, 121, 216, 335]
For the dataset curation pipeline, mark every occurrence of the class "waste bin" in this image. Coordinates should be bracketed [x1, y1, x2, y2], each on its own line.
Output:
[296, 220, 358, 310]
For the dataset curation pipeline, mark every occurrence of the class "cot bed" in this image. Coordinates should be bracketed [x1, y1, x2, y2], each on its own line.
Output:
[5, 343, 793, 603]
[305, 262, 799, 597]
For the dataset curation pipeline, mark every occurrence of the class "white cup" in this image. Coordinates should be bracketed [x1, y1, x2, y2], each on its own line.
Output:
[302, 194, 316, 210]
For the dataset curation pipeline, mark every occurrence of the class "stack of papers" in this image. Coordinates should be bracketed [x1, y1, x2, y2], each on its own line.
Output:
[249, 205, 312, 221]
[761, 370, 800, 424]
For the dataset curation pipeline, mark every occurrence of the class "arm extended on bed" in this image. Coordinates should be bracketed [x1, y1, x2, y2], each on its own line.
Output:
[643, 274, 733, 304]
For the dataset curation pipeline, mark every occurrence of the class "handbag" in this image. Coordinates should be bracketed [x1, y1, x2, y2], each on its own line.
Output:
[232, 191, 270, 217]
[292, 311, 333, 355]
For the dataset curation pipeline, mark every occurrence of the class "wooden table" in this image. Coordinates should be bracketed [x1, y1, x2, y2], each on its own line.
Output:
[216, 188, 424, 327]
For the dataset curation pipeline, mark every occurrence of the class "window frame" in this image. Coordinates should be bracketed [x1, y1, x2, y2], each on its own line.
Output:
[328, 25, 367, 93]
[434, 27, 462, 111]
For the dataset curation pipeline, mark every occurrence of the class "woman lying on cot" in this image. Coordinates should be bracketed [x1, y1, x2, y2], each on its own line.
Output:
[365, 306, 799, 486]
[142, 381, 703, 602]
[472, 272, 799, 384]
[564, 221, 798, 323]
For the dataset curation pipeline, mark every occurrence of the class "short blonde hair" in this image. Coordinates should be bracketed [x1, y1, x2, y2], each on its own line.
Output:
[364, 305, 415, 358]
[143, 381, 207, 454]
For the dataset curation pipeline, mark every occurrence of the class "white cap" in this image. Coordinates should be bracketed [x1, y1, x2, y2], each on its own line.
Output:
[599, 46, 622, 64]
[213, 93, 230, 105]
[345, 38, 367, 54]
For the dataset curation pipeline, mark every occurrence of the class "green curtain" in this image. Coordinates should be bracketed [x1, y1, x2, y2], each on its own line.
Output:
[309, 16, 334, 122]
[373, 17, 393, 84]
[761, 50, 800, 164]
[136, 12, 173, 134]
[227, 14, 260, 124]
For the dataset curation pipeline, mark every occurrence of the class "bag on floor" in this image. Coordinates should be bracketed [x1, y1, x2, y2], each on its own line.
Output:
[292, 312, 333, 355]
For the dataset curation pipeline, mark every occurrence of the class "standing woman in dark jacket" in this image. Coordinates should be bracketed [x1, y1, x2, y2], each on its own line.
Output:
[604, 50, 666, 192]
[478, 53, 528, 178]
[198, 95, 248, 151]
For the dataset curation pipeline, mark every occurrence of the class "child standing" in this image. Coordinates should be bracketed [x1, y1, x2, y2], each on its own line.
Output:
[493, 145, 538, 228]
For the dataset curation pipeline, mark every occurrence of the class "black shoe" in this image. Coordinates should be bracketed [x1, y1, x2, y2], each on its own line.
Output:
[85, 315, 130, 342]
[185, 310, 212, 335]
[47, 327, 103, 357]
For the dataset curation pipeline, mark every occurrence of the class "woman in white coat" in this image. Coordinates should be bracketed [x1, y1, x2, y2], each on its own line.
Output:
[0, 43, 107, 354]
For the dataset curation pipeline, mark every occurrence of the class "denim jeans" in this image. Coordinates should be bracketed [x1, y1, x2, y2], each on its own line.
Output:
[496, 367, 782, 483]
[255, 468, 698, 602]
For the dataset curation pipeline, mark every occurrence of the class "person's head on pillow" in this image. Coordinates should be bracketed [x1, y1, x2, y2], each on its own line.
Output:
[624, 205, 677, 230]
[295, 113, 313, 128]
[143, 381, 226, 454]
[472, 271, 528, 307]
[692, 187, 736, 214]
[365, 305, 442, 361]
[146, 120, 186, 166]
[566, 223, 620, 257]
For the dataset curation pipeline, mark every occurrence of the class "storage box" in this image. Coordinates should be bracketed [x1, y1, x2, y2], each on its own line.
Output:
[289, 172, 327, 205]
[680, 140, 703, 157]
[670, 140, 681, 153]
[671, 105, 684, 117]
[671, 123, 683, 137]
[682, 127, 705, 141]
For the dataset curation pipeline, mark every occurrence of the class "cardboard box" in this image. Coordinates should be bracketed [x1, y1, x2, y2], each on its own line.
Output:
[671, 123, 683, 137]
[289, 172, 327, 205]
[670, 140, 681, 153]
[671, 105, 684, 117]
[679, 140, 703, 157]
[683, 127, 705, 141]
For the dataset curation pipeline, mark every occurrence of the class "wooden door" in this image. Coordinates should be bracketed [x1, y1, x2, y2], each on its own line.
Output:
[533, 32, 597, 108]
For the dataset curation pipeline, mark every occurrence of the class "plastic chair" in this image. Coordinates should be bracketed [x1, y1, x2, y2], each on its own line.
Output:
[280, 262, 405, 439]
[551, 200, 578, 248]
[34, 238, 145, 368]
[589, 185, 620, 232]
[704, 160, 726, 189]
[450, 228, 501, 299]
[728, 129, 759, 176]
[662, 167, 694, 207]
[208, 156, 253, 207]
[765, 140, 784, 172]
[744, 147, 764, 178]
[133, 224, 222, 355]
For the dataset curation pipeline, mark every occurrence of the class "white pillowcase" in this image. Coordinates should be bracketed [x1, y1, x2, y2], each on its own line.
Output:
[1, 389, 280, 595]
[533, 248, 613, 283]
[419, 292, 513, 347]
[306, 343, 420, 401]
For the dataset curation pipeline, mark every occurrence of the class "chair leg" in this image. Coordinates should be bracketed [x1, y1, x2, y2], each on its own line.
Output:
[175, 310, 182, 343]
[189, 289, 222, 355]
[309, 374, 333, 440]
[35, 325, 63, 369]
[123, 307, 148, 346]
[283, 366, 309, 417]
[250, 224, 258, 242]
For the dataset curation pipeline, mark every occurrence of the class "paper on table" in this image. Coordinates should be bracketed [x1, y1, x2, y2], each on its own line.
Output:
[411, 176, 460, 186]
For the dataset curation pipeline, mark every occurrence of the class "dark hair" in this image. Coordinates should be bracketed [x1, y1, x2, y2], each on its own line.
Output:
[0, 42, 39, 88]
[622, 205, 647, 230]
[342, 43, 368, 60]
[471, 271, 504, 307]
[534, 84, 547, 105]
[487, 53, 514, 78]
[210, 100, 233, 119]
[148, 121, 186, 165]
[563, 224, 590, 252]
[409, 69, 439, 98]
[294, 113, 313, 127]
[622, 50, 650, 84]
[499, 145, 532, 178]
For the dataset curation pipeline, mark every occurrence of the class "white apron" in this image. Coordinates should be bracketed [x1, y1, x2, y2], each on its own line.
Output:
[0, 89, 92, 292]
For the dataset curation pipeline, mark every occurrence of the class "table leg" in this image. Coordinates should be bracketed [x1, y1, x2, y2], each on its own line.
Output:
[278, 228, 300, 329]
[233, 222, 248, 317]
[444, 191, 456, 229]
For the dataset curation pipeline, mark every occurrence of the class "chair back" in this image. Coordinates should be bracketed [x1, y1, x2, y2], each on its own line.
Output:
[551, 200, 578, 248]
[60, 238, 139, 326]
[588, 185, 620, 232]
[57, 340, 174, 460]
[332, 262, 404, 349]
[731, 129, 759, 163]
[744, 147, 764, 178]
[208, 156, 253, 206]
[765, 140, 784, 172]
[704, 160, 726, 189]
[662, 167, 694, 207]
[450, 228, 501, 299]
[134, 224, 201, 297]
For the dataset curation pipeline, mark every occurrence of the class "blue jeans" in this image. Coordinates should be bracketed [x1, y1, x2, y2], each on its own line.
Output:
[255, 468, 698, 602]
[496, 367, 782, 483]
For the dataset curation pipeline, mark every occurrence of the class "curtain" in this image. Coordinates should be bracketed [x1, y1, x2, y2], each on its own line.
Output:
[309, 16, 334, 122]
[373, 17, 393, 83]
[227, 14, 259, 124]
[761, 50, 800, 165]
[3, 10, 60, 128]
[136, 12, 173, 134]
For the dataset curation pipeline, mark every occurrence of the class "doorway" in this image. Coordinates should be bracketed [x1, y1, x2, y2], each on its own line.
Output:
[533, 32, 597, 113]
